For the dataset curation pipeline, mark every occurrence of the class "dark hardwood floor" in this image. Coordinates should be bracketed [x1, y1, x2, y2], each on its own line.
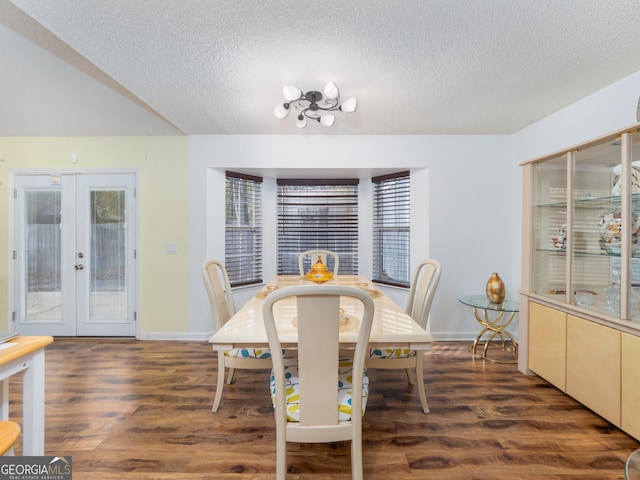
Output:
[9, 339, 640, 479]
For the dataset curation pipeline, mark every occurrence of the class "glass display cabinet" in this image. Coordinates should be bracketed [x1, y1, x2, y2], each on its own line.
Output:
[521, 122, 640, 441]
[527, 126, 640, 324]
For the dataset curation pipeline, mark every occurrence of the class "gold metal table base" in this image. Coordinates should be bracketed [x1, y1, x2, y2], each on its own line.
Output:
[469, 306, 518, 364]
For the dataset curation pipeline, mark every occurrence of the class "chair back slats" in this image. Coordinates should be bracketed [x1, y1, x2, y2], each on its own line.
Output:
[298, 250, 340, 276]
[296, 295, 340, 425]
[202, 260, 235, 330]
[406, 260, 442, 329]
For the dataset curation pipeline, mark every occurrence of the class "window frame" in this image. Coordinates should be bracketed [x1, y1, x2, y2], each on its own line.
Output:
[276, 178, 359, 275]
[225, 171, 263, 287]
[371, 171, 411, 288]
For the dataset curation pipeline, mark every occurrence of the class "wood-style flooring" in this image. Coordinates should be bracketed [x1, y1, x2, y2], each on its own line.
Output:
[8, 339, 640, 479]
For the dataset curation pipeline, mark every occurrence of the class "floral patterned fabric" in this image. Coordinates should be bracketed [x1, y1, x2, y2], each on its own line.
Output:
[368, 348, 416, 359]
[270, 358, 369, 422]
[225, 348, 272, 359]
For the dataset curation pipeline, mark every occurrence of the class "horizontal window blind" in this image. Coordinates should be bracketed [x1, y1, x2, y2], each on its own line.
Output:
[225, 172, 262, 287]
[372, 171, 410, 287]
[277, 179, 359, 275]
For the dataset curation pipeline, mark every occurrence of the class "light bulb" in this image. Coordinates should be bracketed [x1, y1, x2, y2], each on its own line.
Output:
[274, 104, 289, 119]
[283, 86, 301, 102]
[320, 114, 335, 127]
[340, 97, 357, 113]
[323, 81, 339, 100]
[296, 115, 307, 128]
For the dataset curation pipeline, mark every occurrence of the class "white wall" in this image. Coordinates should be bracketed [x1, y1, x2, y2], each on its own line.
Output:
[508, 70, 640, 362]
[188, 70, 640, 342]
[512, 71, 640, 164]
[188, 134, 511, 340]
[509, 70, 640, 307]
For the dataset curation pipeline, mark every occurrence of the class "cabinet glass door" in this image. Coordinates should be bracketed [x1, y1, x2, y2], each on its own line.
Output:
[630, 132, 640, 324]
[532, 154, 568, 299]
[571, 137, 620, 316]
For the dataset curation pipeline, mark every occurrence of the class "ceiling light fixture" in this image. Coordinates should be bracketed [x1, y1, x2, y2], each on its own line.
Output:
[274, 81, 357, 128]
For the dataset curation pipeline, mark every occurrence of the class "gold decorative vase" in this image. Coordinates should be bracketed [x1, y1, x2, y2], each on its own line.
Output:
[306, 256, 334, 284]
[486, 272, 505, 304]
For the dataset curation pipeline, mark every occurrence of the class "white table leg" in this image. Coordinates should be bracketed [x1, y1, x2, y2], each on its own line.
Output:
[23, 349, 46, 455]
[0, 378, 8, 420]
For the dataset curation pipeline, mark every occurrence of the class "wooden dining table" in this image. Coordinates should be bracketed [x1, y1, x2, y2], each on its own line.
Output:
[209, 275, 434, 351]
[0, 335, 54, 455]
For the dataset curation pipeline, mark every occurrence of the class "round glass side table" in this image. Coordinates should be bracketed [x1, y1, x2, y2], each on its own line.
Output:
[626, 448, 640, 479]
[458, 295, 519, 363]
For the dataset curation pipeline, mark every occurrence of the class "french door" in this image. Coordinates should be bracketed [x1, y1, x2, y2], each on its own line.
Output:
[13, 173, 137, 336]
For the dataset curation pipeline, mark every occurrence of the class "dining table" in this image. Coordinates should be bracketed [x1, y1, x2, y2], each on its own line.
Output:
[0, 335, 54, 455]
[209, 274, 434, 352]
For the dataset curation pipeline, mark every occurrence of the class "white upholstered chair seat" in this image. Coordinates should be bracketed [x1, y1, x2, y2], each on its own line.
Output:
[270, 359, 369, 422]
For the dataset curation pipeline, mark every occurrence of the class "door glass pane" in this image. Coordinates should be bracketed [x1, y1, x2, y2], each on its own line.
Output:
[25, 190, 62, 320]
[90, 190, 127, 320]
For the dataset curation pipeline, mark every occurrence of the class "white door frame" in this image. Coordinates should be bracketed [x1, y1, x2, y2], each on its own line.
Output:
[8, 169, 139, 338]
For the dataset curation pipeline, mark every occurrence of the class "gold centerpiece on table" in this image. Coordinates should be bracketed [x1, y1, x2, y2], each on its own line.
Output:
[306, 256, 334, 284]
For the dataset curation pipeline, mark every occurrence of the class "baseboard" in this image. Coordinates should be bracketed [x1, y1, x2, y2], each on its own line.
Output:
[137, 331, 214, 342]
[430, 332, 520, 343]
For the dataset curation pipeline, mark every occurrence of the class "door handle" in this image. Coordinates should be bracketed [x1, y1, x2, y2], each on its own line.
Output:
[74, 264, 84, 271]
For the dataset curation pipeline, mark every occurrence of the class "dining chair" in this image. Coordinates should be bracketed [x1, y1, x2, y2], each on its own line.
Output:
[263, 285, 375, 480]
[0, 420, 21, 455]
[366, 259, 442, 413]
[202, 259, 273, 412]
[298, 249, 339, 276]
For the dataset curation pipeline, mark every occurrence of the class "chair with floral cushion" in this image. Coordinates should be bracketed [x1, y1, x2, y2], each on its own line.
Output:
[263, 285, 374, 480]
[202, 259, 273, 412]
[366, 259, 441, 413]
[298, 250, 339, 276]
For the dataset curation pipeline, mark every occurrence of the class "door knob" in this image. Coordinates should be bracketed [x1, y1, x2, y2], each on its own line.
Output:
[74, 264, 84, 271]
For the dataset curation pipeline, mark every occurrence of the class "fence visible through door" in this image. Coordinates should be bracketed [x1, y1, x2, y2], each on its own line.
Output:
[13, 173, 137, 337]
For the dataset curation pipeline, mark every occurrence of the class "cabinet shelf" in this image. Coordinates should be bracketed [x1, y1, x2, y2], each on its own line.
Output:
[550, 192, 640, 206]
[535, 201, 568, 209]
[534, 247, 640, 259]
[575, 194, 627, 204]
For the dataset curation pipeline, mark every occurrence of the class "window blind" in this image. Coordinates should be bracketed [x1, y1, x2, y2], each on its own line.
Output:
[372, 171, 410, 287]
[277, 179, 359, 275]
[225, 172, 263, 287]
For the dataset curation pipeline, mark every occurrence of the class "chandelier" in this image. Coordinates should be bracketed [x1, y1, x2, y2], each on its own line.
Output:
[273, 81, 357, 128]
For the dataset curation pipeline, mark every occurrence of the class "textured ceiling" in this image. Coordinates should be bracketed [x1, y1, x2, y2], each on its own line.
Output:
[2, 0, 640, 136]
